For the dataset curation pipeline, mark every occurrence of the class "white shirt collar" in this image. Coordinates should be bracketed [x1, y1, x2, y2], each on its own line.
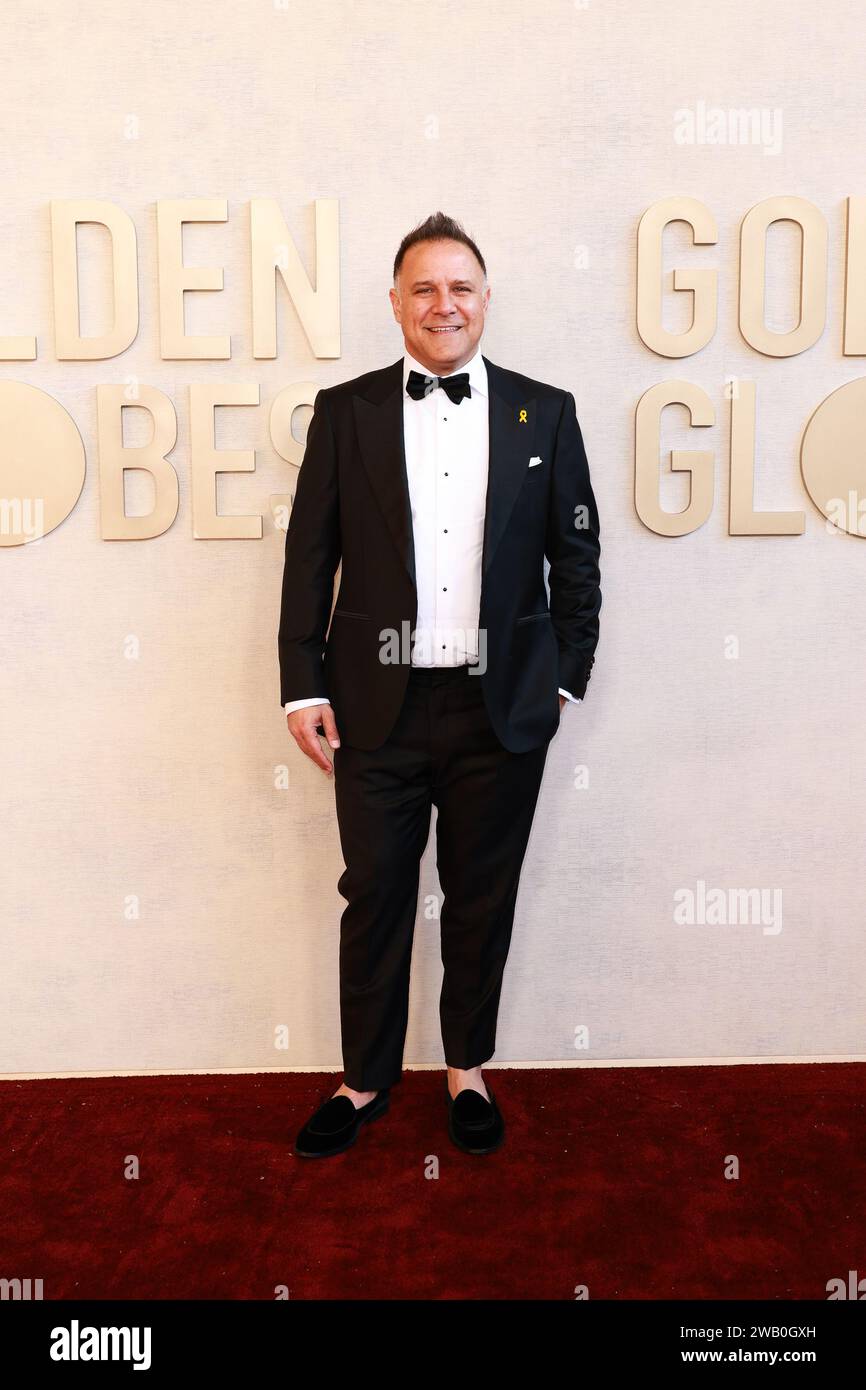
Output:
[402, 343, 488, 399]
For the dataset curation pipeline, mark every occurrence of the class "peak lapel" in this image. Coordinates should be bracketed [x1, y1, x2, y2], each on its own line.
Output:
[482, 357, 538, 576]
[352, 359, 416, 589]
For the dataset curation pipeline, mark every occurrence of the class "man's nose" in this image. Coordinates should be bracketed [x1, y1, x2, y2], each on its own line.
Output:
[432, 294, 457, 315]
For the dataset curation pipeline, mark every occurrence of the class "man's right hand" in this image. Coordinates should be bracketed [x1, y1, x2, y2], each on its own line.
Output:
[287, 704, 341, 776]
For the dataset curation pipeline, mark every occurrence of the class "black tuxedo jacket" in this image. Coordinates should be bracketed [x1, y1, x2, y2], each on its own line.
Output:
[278, 355, 601, 753]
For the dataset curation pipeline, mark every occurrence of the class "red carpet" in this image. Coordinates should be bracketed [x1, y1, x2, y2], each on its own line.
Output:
[1, 1063, 862, 1300]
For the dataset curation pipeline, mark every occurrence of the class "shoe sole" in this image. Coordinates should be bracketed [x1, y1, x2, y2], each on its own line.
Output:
[294, 1094, 390, 1158]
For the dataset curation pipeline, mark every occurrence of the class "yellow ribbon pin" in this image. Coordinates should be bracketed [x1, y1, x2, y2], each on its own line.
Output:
[518, 409, 527, 423]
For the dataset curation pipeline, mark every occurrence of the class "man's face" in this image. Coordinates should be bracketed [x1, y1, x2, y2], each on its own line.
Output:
[389, 239, 490, 375]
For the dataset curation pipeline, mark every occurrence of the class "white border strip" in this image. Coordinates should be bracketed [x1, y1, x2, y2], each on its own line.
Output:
[2, 1055, 863, 1081]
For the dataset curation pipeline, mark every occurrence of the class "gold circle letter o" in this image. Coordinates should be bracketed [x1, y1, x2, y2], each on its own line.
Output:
[801, 377, 866, 538]
[0, 380, 86, 547]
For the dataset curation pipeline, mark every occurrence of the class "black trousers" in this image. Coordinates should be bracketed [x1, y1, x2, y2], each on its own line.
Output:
[332, 664, 551, 1091]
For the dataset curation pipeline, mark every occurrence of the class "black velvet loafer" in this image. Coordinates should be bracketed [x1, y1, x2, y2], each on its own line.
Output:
[446, 1083, 504, 1155]
[294, 1089, 390, 1158]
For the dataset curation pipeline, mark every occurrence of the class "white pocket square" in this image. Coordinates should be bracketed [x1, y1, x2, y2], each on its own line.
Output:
[528, 455, 543, 467]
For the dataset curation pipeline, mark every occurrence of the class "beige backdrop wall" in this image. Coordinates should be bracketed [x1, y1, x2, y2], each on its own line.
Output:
[2, 0, 863, 1076]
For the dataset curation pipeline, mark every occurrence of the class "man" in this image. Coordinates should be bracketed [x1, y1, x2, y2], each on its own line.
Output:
[278, 211, 601, 1158]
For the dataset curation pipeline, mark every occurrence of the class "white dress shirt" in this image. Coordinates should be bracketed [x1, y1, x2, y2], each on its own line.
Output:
[284, 344, 578, 715]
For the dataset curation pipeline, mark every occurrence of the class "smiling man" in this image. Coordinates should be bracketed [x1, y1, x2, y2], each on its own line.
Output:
[278, 211, 602, 1157]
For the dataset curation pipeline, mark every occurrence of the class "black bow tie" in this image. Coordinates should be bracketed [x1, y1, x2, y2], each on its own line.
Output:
[406, 368, 472, 405]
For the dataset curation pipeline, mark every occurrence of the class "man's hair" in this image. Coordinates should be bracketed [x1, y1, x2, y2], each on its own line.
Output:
[393, 211, 487, 284]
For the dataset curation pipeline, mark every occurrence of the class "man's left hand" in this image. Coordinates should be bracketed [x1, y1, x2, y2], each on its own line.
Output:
[559, 694, 568, 712]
